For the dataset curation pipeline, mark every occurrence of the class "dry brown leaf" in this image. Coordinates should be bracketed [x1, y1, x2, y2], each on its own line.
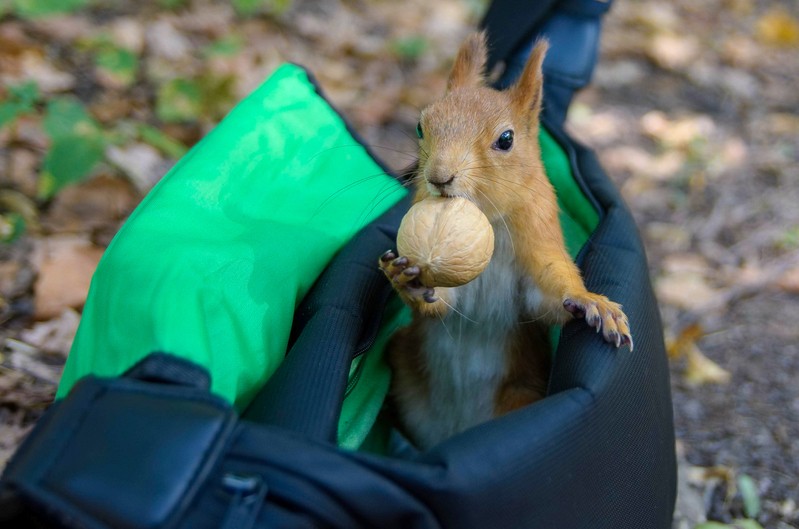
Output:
[667, 323, 732, 385]
[4, 50, 76, 93]
[29, 15, 93, 44]
[31, 236, 104, 320]
[777, 267, 799, 294]
[41, 175, 139, 235]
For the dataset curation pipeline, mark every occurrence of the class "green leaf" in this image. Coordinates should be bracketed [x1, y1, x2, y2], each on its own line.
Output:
[196, 73, 235, 120]
[43, 97, 101, 140]
[9, 80, 40, 106]
[158, 0, 187, 9]
[0, 102, 26, 129]
[204, 35, 244, 57]
[38, 135, 105, 199]
[232, 0, 291, 16]
[137, 124, 188, 158]
[0, 81, 39, 129]
[95, 46, 138, 87]
[694, 523, 733, 529]
[737, 474, 761, 519]
[156, 78, 203, 123]
[11, 0, 89, 19]
[391, 36, 429, 60]
[731, 519, 764, 529]
[0, 212, 25, 243]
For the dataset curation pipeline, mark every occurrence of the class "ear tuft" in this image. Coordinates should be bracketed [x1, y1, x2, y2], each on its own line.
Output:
[510, 38, 549, 117]
[447, 31, 489, 91]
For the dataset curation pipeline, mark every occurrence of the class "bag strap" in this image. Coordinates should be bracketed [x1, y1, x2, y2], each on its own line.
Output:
[480, 0, 562, 73]
[482, 0, 614, 124]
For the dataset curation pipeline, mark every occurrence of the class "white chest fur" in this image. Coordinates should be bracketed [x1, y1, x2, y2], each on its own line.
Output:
[414, 222, 543, 446]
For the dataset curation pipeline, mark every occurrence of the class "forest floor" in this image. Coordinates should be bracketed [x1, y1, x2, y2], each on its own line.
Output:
[1, 1, 798, 528]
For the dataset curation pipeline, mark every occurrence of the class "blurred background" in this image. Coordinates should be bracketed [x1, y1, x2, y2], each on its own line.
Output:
[0, 1, 797, 527]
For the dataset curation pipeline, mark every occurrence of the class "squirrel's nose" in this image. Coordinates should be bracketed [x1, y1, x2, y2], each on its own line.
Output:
[428, 173, 456, 190]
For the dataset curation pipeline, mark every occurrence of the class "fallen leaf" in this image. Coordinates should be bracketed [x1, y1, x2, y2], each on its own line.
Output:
[640, 111, 716, 150]
[106, 142, 169, 192]
[11, 50, 75, 93]
[145, 18, 192, 61]
[28, 14, 93, 43]
[656, 272, 717, 311]
[7, 148, 39, 198]
[3, 341, 62, 385]
[778, 267, 799, 293]
[19, 309, 80, 356]
[40, 174, 138, 235]
[108, 17, 146, 54]
[647, 32, 701, 70]
[737, 474, 761, 519]
[685, 340, 732, 386]
[0, 260, 27, 301]
[0, 189, 40, 233]
[756, 7, 799, 48]
[31, 236, 104, 320]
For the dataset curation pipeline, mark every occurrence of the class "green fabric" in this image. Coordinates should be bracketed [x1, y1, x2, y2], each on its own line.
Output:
[57, 64, 407, 432]
[58, 62, 598, 451]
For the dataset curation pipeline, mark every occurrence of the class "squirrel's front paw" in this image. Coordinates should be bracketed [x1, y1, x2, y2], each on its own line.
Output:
[563, 294, 633, 351]
[379, 250, 437, 305]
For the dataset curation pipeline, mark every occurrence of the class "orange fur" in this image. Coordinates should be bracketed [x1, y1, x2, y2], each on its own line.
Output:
[379, 32, 632, 449]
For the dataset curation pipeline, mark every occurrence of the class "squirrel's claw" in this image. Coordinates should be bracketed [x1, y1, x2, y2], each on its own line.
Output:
[563, 295, 633, 351]
[379, 251, 437, 305]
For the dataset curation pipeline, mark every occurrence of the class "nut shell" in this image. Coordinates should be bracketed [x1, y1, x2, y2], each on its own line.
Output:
[397, 197, 494, 287]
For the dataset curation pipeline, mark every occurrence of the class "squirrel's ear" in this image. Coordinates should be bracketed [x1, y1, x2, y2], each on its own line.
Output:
[447, 31, 488, 91]
[510, 38, 548, 118]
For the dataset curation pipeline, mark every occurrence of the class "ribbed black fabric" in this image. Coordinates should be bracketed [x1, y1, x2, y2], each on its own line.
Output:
[242, 196, 410, 442]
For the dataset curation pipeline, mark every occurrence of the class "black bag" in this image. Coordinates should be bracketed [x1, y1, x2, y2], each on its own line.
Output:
[0, 1, 677, 527]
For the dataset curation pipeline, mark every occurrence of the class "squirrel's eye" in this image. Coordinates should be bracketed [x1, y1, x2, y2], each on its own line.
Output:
[494, 129, 514, 151]
[416, 121, 424, 139]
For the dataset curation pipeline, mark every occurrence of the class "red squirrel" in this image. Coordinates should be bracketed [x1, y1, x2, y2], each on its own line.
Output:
[379, 32, 632, 449]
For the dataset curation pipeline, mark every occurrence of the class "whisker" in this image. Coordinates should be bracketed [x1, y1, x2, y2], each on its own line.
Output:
[439, 296, 480, 324]
[352, 178, 410, 228]
[436, 311, 456, 342]
[365, 144, 420, 161]
[308, 171, 393, 222]
[471, 187, 516, 258]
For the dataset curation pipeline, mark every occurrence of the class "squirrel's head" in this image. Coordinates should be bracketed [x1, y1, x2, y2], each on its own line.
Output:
[416, 32, 549, 219]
